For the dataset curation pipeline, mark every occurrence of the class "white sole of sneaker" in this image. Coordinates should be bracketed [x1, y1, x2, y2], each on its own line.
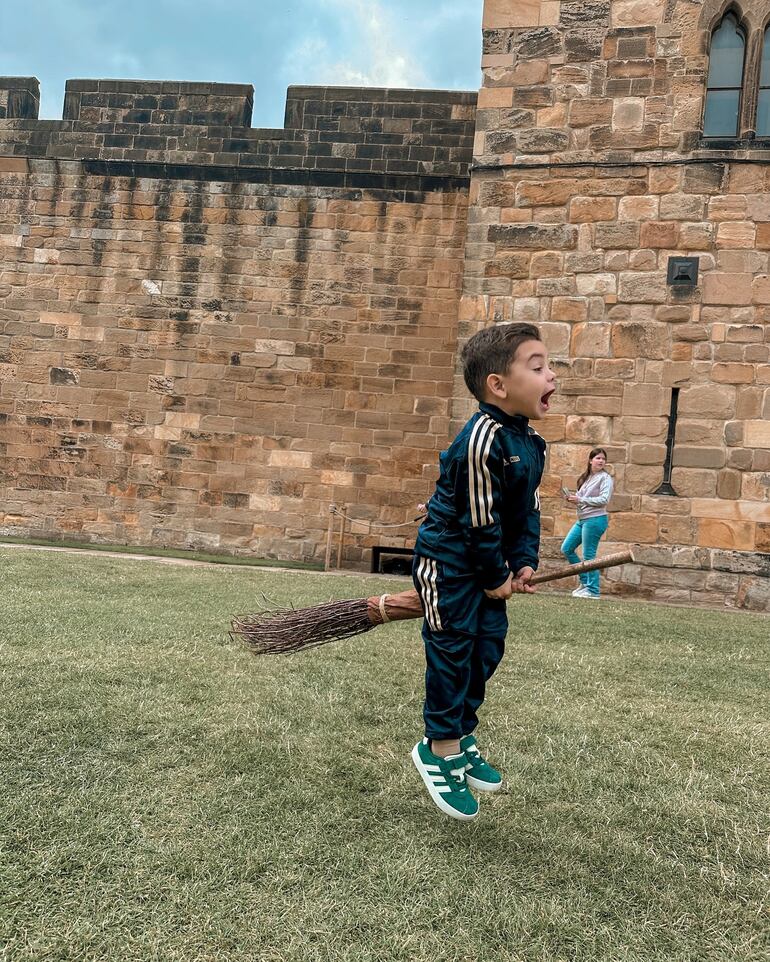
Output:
[411, 743, 478, 821]
[466, 772, 503, 793]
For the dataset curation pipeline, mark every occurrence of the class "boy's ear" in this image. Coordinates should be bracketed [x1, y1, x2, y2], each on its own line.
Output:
[485, 372, 506, 399]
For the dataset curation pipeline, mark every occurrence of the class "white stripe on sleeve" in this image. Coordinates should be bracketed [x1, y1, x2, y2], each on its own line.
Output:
[468, 415, 500, 527]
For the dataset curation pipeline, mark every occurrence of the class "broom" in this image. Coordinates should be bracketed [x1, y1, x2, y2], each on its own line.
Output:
[231, 550, 634, 655]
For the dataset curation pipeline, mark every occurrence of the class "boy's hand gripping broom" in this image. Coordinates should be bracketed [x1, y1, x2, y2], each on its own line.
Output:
[230, 550, 634, 655]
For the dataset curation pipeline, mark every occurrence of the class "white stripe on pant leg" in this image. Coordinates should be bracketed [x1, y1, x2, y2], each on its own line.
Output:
[427, 559, 443, 631]
[417, 556, 441, 632]
[417, 557, 438, 632]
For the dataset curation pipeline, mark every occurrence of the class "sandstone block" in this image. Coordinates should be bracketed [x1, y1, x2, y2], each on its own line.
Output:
[756, 223, 770, 249]
[575, 273, 616, 296]
[612, 97, 645, 130]
[484, 0, 541, 28]
[640, 221, 679, 248]
[565, 414, 611, 443]
[517, 128, 569, 152]
[569, 196, 617, 222]
[595, 358, 634, 378]
[660, 194, 705, 220]
[621, 382, 668, 416]
[629, 443, 666, 464]
[576, 396, 622, 415]
[711, 363, 754, 384]
[614, 416, 667, 440]
[678, 384, 736, 419]
[569, 98, 613, 127]
[488, 224, 579, 249]
[612, 321, 669, 359]
[595, 222, 641, 249]
[618, 272, 667, 303]
[708, 196, 747, 220]
[485, 253, 531, 278]
[538, 415, 566, 441]
[716, 221, 755, 249]
[478, 87, 514, 109]
[672, 446, 726, 469]
[680, 222, 715, 247]
[539, 322, 572, 355]
[745, 420, 770, 448]
[609, 511, 659, 543]
[513, 298, 541, 322]
[670, 468, 717, 498]
[570, 321, 611, 356]
[531, 251, 563, 275]
[756, 523, 770, 553]
[661, 362, 694, 387]
[702, 273, 753, 306]
[727, 448, 754, 470]
[550, 297, 589, 322]
[697, 518, 755, 551]
[558, 370, 625, 397]
[724, 421, 744, 446]
[517, 179, 575, 207]
[751, 276, 770, 304]
[716, 469, 742, 500]
[658, 514, 697, 544]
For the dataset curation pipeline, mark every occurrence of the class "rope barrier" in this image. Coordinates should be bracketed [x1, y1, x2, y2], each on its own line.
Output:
[328, 504, 426, 531]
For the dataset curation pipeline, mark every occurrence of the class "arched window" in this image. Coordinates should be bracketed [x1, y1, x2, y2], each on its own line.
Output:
[703, 13, 746, 137]
[758, 26, 770, 136]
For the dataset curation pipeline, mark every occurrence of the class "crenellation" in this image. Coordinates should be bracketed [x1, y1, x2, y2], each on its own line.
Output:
[0, 78, 40, 120]
[1, 79, 477, 187]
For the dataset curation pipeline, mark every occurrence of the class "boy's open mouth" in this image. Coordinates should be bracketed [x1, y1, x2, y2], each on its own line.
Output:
[540, 389, 555, 411]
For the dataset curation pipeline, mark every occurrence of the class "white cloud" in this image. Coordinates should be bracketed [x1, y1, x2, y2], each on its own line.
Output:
[284, 0, 427, 90]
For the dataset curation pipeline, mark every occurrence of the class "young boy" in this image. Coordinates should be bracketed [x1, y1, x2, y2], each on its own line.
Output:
[411, 322, 556, 820]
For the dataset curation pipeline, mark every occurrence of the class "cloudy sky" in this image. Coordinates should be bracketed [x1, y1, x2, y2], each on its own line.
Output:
[3, 0, 483, 127]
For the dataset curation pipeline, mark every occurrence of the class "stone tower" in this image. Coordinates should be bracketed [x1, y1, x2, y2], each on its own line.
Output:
[463, 0, 769, 608]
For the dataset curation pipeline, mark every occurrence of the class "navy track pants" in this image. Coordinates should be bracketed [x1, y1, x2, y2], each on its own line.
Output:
[412, 553, 508, 741]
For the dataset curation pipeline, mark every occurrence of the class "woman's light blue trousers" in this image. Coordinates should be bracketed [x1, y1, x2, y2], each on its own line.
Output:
[560, 515, 609, 596]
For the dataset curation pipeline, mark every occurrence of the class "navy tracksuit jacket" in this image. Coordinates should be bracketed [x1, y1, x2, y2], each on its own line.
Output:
[412, 402, 546, 740]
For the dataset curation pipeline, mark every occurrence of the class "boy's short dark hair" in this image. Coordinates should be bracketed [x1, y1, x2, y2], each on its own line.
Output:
[461, 323, 542, 401]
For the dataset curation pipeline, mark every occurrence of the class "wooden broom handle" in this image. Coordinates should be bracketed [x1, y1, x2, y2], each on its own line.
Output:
[369, 550, 635, 624]
[528, 549, 634, 585]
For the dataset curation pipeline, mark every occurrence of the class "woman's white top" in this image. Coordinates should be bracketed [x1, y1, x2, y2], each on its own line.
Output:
[576, 470, 613, 520]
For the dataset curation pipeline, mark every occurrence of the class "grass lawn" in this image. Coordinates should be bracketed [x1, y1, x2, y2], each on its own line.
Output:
[1, 547, 768, 962]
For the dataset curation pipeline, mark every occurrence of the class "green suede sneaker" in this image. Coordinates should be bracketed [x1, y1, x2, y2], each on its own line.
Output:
[460, 735, 503, 793]
[411, 739, 479, 821]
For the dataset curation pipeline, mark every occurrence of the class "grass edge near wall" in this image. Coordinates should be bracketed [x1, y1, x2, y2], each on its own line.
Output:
[0, 536, 324, 571]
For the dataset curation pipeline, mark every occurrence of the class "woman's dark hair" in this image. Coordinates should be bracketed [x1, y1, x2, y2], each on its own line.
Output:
[576, 448, 608, 489]
[461, 323, 542, 401]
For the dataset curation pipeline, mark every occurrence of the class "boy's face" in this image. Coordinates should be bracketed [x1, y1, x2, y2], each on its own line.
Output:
[485, 339, 556, 420]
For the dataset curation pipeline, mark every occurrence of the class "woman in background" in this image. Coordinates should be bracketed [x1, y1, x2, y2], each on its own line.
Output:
[561, 448, 614, 599]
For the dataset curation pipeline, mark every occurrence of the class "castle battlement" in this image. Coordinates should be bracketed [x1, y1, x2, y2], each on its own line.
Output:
[0, 77, 477, 190]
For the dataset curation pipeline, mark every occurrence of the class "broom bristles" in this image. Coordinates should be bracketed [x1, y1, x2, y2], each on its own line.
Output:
[231, 597, 374, 655]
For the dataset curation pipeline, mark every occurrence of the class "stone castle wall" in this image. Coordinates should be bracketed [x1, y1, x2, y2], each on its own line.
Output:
[454, 0, 769, 609]
[0, 0, 769, 612]
[0, 81, 475, 562]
